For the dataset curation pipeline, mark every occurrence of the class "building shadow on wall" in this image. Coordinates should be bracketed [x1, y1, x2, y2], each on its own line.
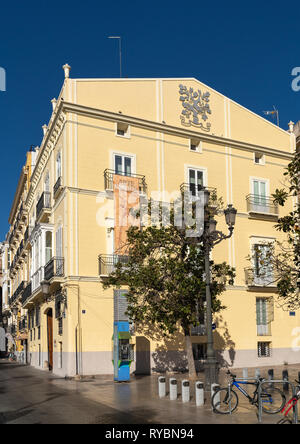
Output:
[134, 324, 187, 375]
[214, 315, 236, 368]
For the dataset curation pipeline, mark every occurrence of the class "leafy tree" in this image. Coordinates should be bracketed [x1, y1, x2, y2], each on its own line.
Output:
[103, 203, 235, 378]
[253, 150, 300, 309]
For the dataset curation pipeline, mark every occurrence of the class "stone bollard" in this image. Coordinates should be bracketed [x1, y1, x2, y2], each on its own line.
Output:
[282, 370, 289, 392]
[182, 380, 190, 403]
[169, 378, 177, 401]
[158, 376, 166, 398]
[195, 381, 205, 406]
[255, 368, 261, 379]
[211, 383, 220, 409]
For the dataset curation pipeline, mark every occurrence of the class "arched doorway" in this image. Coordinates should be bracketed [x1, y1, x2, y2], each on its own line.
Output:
[46, 309, 53, 371]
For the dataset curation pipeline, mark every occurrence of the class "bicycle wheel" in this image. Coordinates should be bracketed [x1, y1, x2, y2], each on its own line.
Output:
[261, 387, 286, 414]
[212, 388, 239, 414]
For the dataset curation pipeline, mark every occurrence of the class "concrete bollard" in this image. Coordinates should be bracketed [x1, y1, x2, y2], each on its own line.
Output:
[169, 378, 177, 401]
[211, 383, 220, 409]
[255, 368, 261, 379]
[282, 370, 289, 392]
[195, 381, 205, 406]
[182, 380, 190, 403]
[158, 376, 166, 398]
[243, 368, 248, 393]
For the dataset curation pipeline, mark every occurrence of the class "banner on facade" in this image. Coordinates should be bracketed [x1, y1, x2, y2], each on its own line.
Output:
[113, 175, 140, 254]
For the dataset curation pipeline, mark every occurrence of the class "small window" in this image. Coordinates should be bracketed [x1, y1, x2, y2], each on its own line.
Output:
[254, 153, 265, 165]
[190, 138, 201, 152]
[116, 122, 130, 138]
[258, 341, 271, 357]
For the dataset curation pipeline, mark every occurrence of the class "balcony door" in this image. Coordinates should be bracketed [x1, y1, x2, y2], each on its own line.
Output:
[188, 168, 204, 197]
[114, 154, 132, 177]
[252, 179, 267, 212]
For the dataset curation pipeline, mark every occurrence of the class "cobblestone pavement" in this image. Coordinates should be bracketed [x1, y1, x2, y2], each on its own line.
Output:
[0, 359, 299, 424]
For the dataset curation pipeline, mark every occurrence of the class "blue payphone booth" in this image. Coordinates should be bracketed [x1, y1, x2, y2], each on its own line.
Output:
[113, 290, 134, 382]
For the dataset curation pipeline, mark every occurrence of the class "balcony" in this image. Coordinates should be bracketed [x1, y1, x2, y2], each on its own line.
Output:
[19, 317, 28, 332]
[44, 257, 64, 281]
[246, 194, 278, 219]
[10, 281, 26, 305]
[190, 324, 207, 336]
[98, 254, 129, 277]
[24, 225, 33, 247]
[245, 267, 277, 291]
[22, 282, 32, 306]
[36, 192, 51, 222]
[32, 266, 45, 293]
[104, 169, 147, 194]
[53, 176, 63, 199]
[180, 183, 218, 205]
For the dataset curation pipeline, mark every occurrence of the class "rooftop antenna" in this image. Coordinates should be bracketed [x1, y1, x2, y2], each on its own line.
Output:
[263, 105, 279, 126]
[108, 36, 122, 78]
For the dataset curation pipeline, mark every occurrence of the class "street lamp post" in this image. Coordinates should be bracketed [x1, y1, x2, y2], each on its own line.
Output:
[202, 197, 237, 390]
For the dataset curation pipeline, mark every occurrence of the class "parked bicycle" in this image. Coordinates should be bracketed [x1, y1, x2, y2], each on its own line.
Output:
[212, 370, 286, 415]
[277, 380, 300, 424]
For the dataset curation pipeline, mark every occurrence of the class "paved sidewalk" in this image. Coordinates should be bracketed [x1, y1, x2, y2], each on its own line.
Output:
[0, 359, 299, 424]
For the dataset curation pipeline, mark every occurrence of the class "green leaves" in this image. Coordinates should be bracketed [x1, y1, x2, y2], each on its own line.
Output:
[103, 223, 234, 337]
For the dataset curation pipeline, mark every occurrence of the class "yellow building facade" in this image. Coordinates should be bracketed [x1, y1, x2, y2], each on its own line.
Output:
[5, 65, 299, 377]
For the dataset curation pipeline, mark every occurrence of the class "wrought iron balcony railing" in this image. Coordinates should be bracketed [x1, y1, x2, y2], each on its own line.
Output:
[10, 281, 26, 305]
[190, 324, 207, 336]
[104, 169, 147, 194]
[36, 192, 51, 220]
[22, 282, 32, 305]
[44, 257, 64, 281]
[53, 176, 63, 198]
[245, 267, 276, 288]
[19, 317, 28, 331]
[98, 254, 129, 276]
[180, 183, 218, 204]
[246, 194, 278, 216]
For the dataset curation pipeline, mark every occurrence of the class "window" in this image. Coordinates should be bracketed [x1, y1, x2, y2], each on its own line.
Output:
[116, 122, 130, 138]
[190, 138, 201, 152]
[114, 154, 132, 176]
[252, 179, 268, 211]
[56, 226, 63, 258]
[256, 298, 273, 335]
[192, 343, 207, 361]
[254, 153, 265, 165]
[253, 244, 273, 285]
[44, 172, 50, 193]
[58, 317, 63, 336]
[56, 152, 62, 180]
[258, 341, 271, 358]
[45, 231, 52, 264]
[188, 168, 204, 196]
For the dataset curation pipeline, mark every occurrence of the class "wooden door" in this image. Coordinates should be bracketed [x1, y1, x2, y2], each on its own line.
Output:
[47, 310, 53, 371]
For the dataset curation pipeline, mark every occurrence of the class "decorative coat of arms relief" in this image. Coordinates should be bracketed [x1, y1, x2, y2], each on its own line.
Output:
[179, 84, 212, 131]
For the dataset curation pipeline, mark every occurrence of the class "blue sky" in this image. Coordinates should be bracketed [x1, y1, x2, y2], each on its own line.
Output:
[0, 0, 299, 238]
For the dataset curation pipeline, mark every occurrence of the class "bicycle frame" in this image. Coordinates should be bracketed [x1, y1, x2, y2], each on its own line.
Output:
[231, 380, 259, 404]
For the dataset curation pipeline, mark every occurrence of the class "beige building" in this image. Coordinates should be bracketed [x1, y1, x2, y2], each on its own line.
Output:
[4, 65, 299, 377]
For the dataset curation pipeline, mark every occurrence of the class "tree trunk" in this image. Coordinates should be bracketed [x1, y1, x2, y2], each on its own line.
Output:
[184, 333, 197, 379]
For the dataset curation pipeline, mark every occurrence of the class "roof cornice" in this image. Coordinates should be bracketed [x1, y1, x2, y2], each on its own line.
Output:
[61, 101, 294, 161]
